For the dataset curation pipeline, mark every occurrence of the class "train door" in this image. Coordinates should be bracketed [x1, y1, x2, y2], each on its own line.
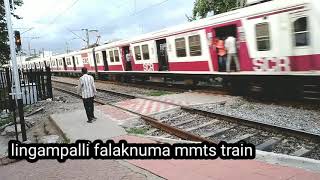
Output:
[156, 39, 169, 71]
[55, 59, 59, 69]
[72, 56, 76, 70]
[62, 58, 67, 70]
[122, 46, 132, 71]
[102, 51, 109, 71]
[212, 24, 238, 72]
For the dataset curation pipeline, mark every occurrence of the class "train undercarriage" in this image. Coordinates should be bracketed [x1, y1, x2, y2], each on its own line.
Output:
[52, 70, 320, 102]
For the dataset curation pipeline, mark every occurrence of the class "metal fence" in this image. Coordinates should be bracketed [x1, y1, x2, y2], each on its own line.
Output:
[0, 67, 53, 112]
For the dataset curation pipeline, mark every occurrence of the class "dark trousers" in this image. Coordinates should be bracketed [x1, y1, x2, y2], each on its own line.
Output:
[218, 55, 226, 72]
[83, 97, 94, 120]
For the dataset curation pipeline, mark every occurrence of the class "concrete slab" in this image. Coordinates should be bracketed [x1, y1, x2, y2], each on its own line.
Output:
[96, 105, 140, 127]
[50, 109, 126, 142]
[0, 159, 164, 180]
[113, 135, 320, 180]
[115, 98, 179, 115]
[0, 137, 9, 157]
[147, 92, 234, 106]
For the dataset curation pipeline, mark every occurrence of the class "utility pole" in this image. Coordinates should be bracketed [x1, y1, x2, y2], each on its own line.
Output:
[81, 29, 98, 48]
[25, 37, 40, 56]
[4, 0, 27, 141]
[82, 29, 90, 47]
[66, 42, 70, 53]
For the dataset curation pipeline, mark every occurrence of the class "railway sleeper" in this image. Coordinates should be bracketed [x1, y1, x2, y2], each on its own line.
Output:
[203, 126, 236, 138]
[161, 114, 195, 123]
[171, 119, 195, 127]
[290, 147, 312, 157]
[184, 121, 218, 132]
[227, 133, 257, 144]
[256, 137, 283, 151]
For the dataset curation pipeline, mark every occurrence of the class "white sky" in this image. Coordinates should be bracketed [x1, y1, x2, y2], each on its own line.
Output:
[12, 0, 194, 54]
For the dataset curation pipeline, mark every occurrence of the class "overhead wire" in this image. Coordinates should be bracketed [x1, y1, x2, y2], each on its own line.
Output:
[98, 0, 169, 31]
[24, 0, 171, 53]
[47, 0, 81, 27]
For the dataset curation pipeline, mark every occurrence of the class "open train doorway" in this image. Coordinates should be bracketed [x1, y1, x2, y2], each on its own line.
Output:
[123, 46, 132, 71]
[62, 58, 67, 70]
[214, 24, 238, 72]
[156, 39, 169, 71]
[72, 56, 76, 70]
[102, 51, 109, 71]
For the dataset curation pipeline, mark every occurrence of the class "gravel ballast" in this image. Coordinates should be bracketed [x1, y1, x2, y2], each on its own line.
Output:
[193, 98, 320, 134]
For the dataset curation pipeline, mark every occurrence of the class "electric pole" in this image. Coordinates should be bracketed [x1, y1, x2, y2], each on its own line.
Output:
[4, 0, 27, 141]
[81, 29, 98, 48]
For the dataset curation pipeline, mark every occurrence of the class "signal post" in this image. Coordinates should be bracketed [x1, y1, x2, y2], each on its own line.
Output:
[4, 0, 27, 141]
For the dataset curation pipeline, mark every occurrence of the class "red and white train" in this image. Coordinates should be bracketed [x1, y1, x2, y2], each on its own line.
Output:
[23, 0, 320, 98]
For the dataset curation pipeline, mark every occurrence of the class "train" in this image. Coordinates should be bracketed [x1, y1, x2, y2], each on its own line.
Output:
[22, 0, 320, 100]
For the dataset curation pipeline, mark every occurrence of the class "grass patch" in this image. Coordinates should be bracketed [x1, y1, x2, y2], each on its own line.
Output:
[147, 90, 170, 97]
[0, 114, 13, 127]
[126, 127, 148, 135]
[63, 137, 71, 144]
[0, 88, 8, 95]
[23, 105, 32, 113]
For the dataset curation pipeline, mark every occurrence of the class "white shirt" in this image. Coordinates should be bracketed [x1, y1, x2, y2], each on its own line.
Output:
[77, 74, 97, 99]
[126, 54, 131, 62]
[225, 36, 237, 54]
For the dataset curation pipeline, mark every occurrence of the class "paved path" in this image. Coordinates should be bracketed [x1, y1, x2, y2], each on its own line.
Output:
[114, 135, 320, 180]
[115, 99, 179, 115]
[0, 159, 163, 180]
[50, 109, 127, 142]
[0, 136, 9, 157]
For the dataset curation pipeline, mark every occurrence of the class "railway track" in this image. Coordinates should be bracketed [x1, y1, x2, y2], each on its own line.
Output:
[52, 80, 320, 160]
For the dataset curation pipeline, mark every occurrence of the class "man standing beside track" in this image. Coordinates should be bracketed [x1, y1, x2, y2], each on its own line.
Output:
[77, 67, 97, 123]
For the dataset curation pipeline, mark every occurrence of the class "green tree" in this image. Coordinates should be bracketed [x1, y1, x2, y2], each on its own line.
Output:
[0, 0, 23, 66]
[187, 0, 239, 21]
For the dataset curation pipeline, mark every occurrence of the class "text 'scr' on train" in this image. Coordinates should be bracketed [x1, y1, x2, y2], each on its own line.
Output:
[24, 0, 320, 100]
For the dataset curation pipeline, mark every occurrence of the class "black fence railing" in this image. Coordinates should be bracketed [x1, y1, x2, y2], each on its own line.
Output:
[0, 67, 53, 112]
[0, 69, 9, 112]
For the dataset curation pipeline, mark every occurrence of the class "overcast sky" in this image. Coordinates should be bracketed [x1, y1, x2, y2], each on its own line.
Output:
[12, 0, 194, 54]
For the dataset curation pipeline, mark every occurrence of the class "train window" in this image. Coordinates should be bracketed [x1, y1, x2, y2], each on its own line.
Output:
[142, 45, 150, 60]
[95, 53, 101, 64]
[134, 46, 142, 60]
[188, 35, 202, 56]
[59, 60, 63, 66]
[294, 17, 309, 47]
[66, 58, 71, 65]
[76, 57, 79, 65]
[114, 50, 120, 62]
[255, 23, 271, 51]
[175, 38, 187, 57]
[109, 51, 115, 62]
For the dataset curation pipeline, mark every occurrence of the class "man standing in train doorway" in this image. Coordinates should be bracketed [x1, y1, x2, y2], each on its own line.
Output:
[77, 67, 97, 123]
[225, 35, 240, 72]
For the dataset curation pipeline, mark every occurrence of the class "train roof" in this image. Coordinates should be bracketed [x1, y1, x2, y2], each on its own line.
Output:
[51, 0, 309, 56]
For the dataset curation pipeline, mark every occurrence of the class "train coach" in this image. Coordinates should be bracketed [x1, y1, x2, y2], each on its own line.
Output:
[25, 0, 320, 99]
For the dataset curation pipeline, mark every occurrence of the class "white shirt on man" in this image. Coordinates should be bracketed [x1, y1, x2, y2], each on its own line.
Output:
[225, 36, 237, 54]
[77, 74, 97, 99]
